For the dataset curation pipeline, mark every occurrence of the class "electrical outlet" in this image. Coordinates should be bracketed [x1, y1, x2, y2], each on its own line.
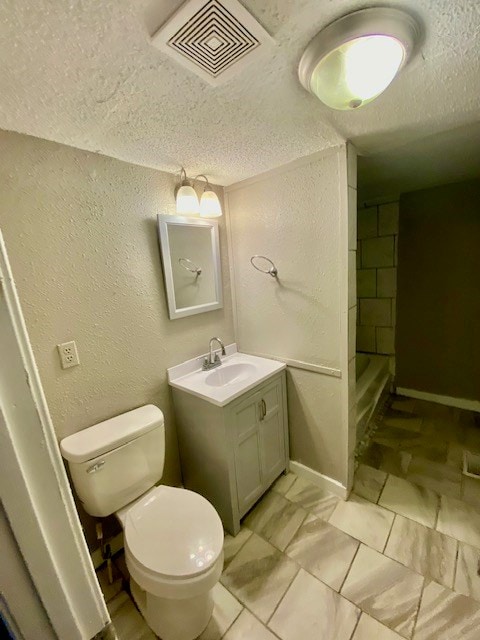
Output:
[57, 341, 80, 369]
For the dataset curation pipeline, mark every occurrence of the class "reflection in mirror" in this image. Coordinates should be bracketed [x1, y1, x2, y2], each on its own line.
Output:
[157, 215, 223, 319]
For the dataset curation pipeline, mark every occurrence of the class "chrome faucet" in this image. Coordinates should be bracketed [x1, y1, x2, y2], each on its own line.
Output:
[203, 337, 226, 370]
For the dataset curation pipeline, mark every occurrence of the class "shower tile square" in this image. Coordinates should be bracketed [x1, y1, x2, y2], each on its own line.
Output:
[385, 515, 457, 588]
[223, 609, 277, 640]
[328, 494, 394, 551]
[378, 475, 439, 528]
[244, 491, 307, 551]
[221, 533, 299, 623]
[377, 267, 397, 297]
[413, 580, 480, 640]
[353, 613, 404, 640]
[357, 207, 377, 240]
[341, 545, 424, 638]
[361, 236, 394, 268]
[378, 202, 399, 236]
[223, 527, 252, 568]
[284, 476, 340, 521]
[359, 298, 391, 326]
[454, 542, 480, 603]
[376, 327, 395, 355]
[198, 584, 242, 640]
[285, 514, 359, 591]
[269, 569, 360, 640]
[436, 495, 480, 548]
[357, 269, 376, 298]
[353, 464, 387, 503]
[356, 325, 376, 352]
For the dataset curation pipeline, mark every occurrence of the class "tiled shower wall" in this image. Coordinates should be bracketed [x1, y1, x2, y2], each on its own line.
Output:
[356, 202, 398, 361]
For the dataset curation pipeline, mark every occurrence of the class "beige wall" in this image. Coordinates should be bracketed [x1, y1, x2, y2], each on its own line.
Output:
[356, 202, 399, 365]
[227, 146, 353, 487]
[0, 130, 234, 544]
[396, 180, 480, 401]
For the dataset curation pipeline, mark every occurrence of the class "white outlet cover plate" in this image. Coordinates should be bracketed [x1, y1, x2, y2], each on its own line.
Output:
[57, 341, 80, 369]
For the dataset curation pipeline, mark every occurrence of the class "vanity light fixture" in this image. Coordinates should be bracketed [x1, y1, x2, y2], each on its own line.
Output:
[176, 168, 200, 215]
[195, 175, 223, 218]
[299, 7, 420, 110]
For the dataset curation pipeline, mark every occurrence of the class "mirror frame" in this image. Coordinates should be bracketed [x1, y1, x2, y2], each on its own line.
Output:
[157, 214, 223, 320]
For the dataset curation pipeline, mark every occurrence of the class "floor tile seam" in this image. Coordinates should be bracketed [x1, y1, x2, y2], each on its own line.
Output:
[220, 567, 297, 634]
[338, 556, 415, 640]
[264, 559, 301, 628]
[252, 509, 309, 553]
[218, 603, 245, 640]
[382, 512, 397, 554]
[409, 577, 427, 640]
[376, 468, 390, 504]
[224, 527, 253, 565]
[338, 540, 362, 594]
[451, 539, 460, 593]
[346, 610, 362, 640]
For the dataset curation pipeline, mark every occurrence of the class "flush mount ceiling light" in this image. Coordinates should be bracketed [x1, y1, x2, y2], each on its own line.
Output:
[299, 7, 420, 110]
[175, 169, 222, 217]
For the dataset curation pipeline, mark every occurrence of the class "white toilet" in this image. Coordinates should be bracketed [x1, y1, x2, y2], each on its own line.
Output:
[60, 404, 224, 640]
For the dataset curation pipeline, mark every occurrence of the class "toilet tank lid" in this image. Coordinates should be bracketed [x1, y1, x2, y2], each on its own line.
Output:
[60, 405, 164, 464]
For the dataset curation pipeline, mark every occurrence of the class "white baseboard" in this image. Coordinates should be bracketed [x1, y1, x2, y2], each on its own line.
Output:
[289, 461, 348, 500]
[396, 387, 480, 413]
[91, 532, 124, 570]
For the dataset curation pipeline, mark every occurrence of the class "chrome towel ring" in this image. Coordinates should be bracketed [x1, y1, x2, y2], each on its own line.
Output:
[178, 257, 202, 276]
[250, 255, 278, 278]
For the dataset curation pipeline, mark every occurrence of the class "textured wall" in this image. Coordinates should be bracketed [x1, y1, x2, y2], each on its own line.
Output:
[0, 130, 234, 543]
[227, 147, 351, 486]
[396, 180, 480, 401]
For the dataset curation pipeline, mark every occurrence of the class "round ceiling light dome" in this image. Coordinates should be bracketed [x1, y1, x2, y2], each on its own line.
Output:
[299, 7, 420, 110]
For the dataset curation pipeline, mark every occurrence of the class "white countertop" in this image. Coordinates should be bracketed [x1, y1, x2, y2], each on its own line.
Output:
[167, 345, 286, 407]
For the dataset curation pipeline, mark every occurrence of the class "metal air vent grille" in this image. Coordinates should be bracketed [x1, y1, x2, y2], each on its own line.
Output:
[151, 0, 273, 85]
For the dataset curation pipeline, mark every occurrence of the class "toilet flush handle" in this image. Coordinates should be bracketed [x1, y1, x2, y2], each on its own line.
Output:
[87, 461, 105, 474]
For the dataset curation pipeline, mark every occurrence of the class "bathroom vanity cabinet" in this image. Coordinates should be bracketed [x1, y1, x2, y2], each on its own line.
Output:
[172, 371, 289, 535]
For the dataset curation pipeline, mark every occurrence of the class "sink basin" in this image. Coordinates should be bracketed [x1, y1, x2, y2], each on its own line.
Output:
[206, 363, 257, 387]
[167, 346, 286, 406]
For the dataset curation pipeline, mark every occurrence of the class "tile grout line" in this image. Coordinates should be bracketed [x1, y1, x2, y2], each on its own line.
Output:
[451, 539, 460, 592]
[218, 603, 244, 640]
[347, 610, 362, 640]
[382, 512, 396, 554]
[338, 541, 362, 594]
[410, 577, 427, 640]
[265, 560, 301, 627]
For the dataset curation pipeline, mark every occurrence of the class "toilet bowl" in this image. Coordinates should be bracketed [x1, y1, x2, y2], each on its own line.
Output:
[117, 485, 224, 640]
[60, 404, 224, 640]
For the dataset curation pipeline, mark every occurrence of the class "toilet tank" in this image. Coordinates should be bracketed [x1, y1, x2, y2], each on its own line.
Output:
[60, 405, 165, 517]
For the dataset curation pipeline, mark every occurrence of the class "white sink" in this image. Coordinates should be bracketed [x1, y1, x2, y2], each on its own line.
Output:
[205, 362, 257, 388]
[167, 345, 286, 406]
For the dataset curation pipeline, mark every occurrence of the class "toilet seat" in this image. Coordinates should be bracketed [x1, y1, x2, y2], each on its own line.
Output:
[121, 485, 224, 598]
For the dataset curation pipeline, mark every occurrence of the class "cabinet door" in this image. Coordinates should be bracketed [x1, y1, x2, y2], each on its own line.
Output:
[258, 377, 286, 487]
[231, 391, 264, 515]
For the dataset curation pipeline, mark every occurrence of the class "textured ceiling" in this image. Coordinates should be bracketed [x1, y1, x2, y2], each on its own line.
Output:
[0, 0, 479, 186]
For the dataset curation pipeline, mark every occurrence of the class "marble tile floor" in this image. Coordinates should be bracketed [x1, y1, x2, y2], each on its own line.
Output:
[99, 438, 480, 640]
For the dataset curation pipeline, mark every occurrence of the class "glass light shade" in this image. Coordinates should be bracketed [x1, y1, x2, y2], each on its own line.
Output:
[309, 35, 405, 110]
[200, 190, 222, 218]
[176, 184, 200, 215]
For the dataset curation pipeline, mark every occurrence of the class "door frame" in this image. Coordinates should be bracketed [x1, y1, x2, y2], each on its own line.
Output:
[0, 230, 110, 639]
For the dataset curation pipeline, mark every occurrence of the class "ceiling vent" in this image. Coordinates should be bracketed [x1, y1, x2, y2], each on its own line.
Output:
[151, 0, 273, 85]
